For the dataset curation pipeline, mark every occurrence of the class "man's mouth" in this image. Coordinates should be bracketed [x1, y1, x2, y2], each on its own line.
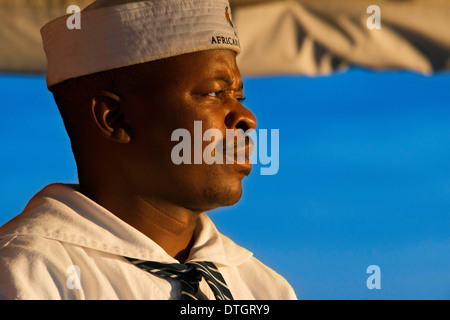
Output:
[223, 138, 254, 170]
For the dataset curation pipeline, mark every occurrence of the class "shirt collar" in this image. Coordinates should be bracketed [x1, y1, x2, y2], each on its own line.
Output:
[0, 183, 252, 267]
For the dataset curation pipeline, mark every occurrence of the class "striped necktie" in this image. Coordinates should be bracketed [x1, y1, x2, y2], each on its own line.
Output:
[127, 258, 234, 300]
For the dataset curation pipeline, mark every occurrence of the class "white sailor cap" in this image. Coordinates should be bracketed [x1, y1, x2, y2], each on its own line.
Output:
[41, 0, 240, 89]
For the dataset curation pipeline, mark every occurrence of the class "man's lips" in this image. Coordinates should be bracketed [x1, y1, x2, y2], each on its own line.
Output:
[206, 134, 254, 167]
[223, 142, 253, 166]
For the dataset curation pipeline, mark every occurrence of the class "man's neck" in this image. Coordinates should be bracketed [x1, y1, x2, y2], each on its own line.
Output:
[78, 182, 201, 263]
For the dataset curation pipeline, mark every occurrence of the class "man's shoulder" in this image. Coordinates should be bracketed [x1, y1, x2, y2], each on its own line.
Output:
[0, 231, 67, 257]
[0, 224, 88, 299]
[0, 188, 73, 266]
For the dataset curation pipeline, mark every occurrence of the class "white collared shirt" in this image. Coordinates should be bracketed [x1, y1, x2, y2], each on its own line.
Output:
[0, 184, 297, 300]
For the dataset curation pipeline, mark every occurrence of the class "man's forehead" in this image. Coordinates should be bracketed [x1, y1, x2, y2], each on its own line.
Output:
[189, 53, 241, 89]
[139, 49, 240, 79]
[113, 49, 241, 91]
[178, 49, 240, 78]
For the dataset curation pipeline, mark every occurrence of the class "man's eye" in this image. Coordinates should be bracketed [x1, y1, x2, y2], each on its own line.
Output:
[205, 91, 246, 103]
[206, 91, 223, 97]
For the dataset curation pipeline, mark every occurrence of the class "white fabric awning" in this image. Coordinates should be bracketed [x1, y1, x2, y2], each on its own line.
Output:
[1, 0, 449, 76]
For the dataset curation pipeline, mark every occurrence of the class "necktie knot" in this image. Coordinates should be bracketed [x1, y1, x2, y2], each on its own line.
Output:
[127, 258, 233, 300]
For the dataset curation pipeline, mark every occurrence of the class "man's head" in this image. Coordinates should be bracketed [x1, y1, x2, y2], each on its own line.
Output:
[52, 48, 256, 212]
[43, 0, 257, 213]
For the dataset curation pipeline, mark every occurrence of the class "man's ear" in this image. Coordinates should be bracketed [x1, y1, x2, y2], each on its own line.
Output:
[91, 91, 132, 143]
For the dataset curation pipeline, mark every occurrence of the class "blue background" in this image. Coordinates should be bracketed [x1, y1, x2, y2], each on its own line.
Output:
[1, 69, 449, 299]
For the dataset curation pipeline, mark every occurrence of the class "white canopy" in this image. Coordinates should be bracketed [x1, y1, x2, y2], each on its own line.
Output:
[1, 0, 449, 76]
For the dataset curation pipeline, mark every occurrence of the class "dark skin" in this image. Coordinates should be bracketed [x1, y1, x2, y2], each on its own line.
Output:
[73, 50, 257, 262]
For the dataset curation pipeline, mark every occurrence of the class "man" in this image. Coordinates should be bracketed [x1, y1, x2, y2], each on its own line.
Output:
[0, 0, 297, 300]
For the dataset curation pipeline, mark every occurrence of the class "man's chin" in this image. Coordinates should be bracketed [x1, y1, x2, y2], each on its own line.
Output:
[186, 183, 243, 212]
[218, 191, 242, 207]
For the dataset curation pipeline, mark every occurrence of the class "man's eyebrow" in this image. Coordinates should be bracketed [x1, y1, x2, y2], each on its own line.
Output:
[208, 74, 244, 90]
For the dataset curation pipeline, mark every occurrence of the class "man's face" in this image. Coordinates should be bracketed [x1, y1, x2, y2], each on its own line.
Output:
[119, 49, 257, 212]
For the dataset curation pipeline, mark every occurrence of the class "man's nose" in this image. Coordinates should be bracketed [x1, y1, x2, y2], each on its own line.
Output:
[224, 104, 257, 132]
